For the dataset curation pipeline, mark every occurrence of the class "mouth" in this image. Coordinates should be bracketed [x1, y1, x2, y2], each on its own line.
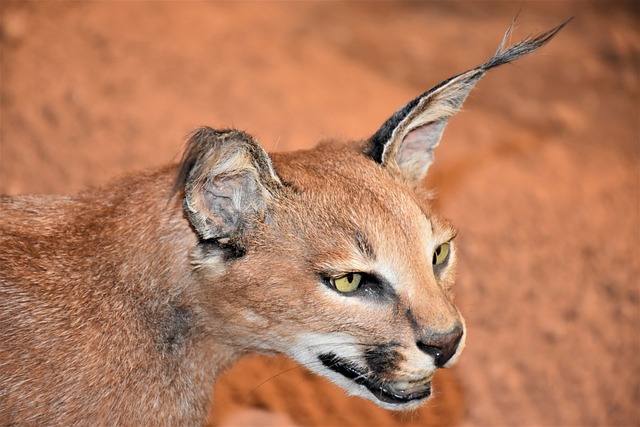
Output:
[318, 353, 431, 405]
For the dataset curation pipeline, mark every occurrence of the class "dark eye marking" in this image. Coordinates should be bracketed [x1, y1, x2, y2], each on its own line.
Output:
[321, 273, 398, 302]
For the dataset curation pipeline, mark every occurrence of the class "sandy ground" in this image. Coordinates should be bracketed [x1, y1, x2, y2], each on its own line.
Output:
[1, 1, 638, 426]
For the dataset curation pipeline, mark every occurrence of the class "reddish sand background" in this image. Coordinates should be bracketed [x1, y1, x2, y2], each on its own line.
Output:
[1, 2, 638, 426]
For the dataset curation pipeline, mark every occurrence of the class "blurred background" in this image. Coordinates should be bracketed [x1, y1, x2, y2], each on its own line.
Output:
[1, 1, 638, 426]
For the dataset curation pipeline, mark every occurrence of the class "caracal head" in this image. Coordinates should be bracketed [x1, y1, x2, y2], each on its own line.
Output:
[175, 22, 566, 410]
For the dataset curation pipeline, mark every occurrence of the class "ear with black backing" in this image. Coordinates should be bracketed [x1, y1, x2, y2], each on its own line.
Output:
[367, 19, 570, 185]
[174, 127, 282, 247]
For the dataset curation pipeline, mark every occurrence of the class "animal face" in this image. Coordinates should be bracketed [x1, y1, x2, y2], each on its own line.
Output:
[197, 145, 462, 409]
[174, 116, 467, 405]
[263, 148, 463, 409]
[175, 20, 567, 410]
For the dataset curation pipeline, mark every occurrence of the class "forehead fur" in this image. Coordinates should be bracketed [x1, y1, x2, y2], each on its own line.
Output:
[273, 142, 424, 217]
[266, 142, 453, 263]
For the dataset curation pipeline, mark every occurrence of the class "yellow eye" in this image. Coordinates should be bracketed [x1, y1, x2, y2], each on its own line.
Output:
[433, 243, 450, 266]
[332, 273, 363, 293]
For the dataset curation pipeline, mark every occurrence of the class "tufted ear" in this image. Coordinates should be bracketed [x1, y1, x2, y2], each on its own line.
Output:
[174, 127, 282, 246]
[367, 19, 569, 185]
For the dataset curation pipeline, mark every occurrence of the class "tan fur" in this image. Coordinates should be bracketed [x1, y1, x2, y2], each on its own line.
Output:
[0, 144, 459, 424]
[0, 22, 565, 425]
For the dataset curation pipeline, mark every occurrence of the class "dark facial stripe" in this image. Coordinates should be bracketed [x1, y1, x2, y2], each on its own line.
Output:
[405, 309, 420, 334]
[364, 343, 404, 376]
[355, 231, 375, 260]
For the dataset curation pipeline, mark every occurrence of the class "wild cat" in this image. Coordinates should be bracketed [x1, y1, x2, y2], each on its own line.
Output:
[0, 20, 566, 425]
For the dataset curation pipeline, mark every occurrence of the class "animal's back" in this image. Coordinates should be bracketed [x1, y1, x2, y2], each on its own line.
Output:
[1, 195, 103, 423]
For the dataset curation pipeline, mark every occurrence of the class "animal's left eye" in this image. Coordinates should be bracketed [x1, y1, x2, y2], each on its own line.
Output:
[332, 273, 363, 293]
[432, 242, 450, 266]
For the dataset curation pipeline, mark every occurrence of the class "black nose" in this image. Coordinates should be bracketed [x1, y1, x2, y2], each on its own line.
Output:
[417, 325, 464, 368]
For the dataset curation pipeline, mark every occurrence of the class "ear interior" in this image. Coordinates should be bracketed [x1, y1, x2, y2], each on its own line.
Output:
[392, 119, 446, 182]
[176, 128, 281, 244]
[370, 71, 484, 184]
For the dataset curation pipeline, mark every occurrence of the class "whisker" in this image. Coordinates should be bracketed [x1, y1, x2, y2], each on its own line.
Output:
[247, 364, 309, 395]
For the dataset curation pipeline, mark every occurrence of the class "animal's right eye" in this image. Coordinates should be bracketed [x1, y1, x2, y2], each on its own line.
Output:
[331, 273, 363, 293]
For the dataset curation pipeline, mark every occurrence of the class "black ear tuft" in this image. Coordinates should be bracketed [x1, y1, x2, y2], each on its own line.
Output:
[366, 18, 569, 185]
